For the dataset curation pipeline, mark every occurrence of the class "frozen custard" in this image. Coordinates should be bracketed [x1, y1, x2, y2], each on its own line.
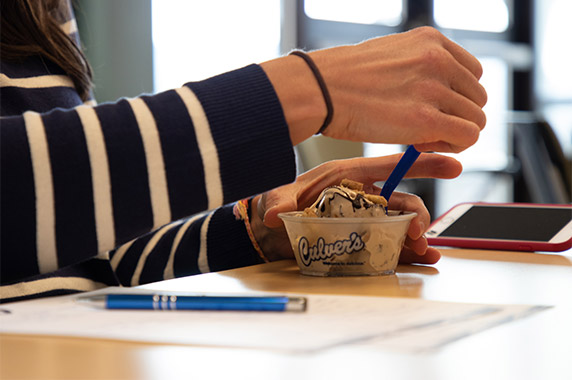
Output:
[303, 179, 388, 218]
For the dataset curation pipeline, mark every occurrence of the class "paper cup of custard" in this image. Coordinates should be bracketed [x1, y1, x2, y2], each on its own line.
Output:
[278, 211, 416, 276]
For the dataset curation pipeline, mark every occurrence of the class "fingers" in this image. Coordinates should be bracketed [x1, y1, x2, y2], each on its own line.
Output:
[442, 33, 484, 80]
[387, 192, 430, 239]
[401, 153, 463, 179]
[260, 153, 461, 225]
[399, 246, 442, 264]
[400, 225, 442, 266]
[446, 61, 488, 108]
[259, 192, 297, 228]
[259, 152, 460, 232]
[409, 27, 483, 81]
[399, 80, 485, 151]
[307, 153, 462, 189]
[401, 28, 487, 151]
[403, 28, 486, 108]
[406, 108, 482, 152]
[355, 153, 462, 184]
[404, 234, 428, 254]
[414, 141, 466, 154]
[428, 81, 487, 129]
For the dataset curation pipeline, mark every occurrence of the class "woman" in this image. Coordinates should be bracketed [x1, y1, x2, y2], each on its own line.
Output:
[0, 0, 484, 303]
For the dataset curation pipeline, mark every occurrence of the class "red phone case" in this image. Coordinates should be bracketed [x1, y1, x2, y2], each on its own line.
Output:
[427, 202, 572, 252]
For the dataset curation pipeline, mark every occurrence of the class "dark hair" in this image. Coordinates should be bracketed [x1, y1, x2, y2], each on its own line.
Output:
[0, 0, 93, 101]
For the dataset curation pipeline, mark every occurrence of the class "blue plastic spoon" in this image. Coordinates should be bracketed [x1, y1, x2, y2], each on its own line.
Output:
[380, 145, 421, 201]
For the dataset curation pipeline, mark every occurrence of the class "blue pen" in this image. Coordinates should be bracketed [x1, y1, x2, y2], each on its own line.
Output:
[380, 145, 421, 201]
[77, 294, 307, 312]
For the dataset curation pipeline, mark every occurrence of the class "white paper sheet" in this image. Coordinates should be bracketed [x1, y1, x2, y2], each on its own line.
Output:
[0, 288, 548, 354]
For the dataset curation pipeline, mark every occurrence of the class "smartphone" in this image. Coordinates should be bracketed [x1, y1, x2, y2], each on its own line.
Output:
[426, 202, 572, 252]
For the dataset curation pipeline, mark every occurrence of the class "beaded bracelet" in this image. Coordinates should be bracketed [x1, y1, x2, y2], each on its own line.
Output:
[233, 197, 269, 262]
[289, 50, 334, 135]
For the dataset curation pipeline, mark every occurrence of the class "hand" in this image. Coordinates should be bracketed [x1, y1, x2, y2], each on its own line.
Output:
[262, 27, 487, 153]
[249, 153, 463, 264]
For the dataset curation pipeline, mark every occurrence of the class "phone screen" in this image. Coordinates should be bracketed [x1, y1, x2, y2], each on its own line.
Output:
[439, 206, 572, 242]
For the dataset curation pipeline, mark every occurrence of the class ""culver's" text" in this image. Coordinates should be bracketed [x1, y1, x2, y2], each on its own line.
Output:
[298, 232, 365, 266]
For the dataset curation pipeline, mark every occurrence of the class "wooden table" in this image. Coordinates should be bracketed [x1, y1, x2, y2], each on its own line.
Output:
[2, 248, 572, 380]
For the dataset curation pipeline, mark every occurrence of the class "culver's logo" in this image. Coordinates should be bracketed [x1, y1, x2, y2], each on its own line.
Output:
[298, 232, 365, 266]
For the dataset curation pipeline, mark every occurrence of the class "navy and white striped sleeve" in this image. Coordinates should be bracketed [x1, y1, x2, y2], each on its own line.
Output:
[0, 64, 296, 285]
[108, 202, 264, 287]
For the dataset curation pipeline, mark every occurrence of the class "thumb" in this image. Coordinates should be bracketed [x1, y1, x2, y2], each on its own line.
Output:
[262, 194, 298, 228]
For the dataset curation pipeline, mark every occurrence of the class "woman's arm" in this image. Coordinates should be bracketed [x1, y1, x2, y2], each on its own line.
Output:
[1, 65, 296, 285]
[107, 203, 264, 287]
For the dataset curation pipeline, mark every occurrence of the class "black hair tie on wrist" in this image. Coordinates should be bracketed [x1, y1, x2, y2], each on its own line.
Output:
[289, 50, 334, 135]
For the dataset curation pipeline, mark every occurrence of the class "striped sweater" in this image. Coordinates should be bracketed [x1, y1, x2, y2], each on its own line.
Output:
[0, 10, 296, 303]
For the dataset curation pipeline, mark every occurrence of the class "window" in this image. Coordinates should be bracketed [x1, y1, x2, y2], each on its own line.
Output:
[152, 0, 281, 92]
[535, 0, 572, 158]
[434, 0, 510, 33]
[304, 0, 403, 26]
